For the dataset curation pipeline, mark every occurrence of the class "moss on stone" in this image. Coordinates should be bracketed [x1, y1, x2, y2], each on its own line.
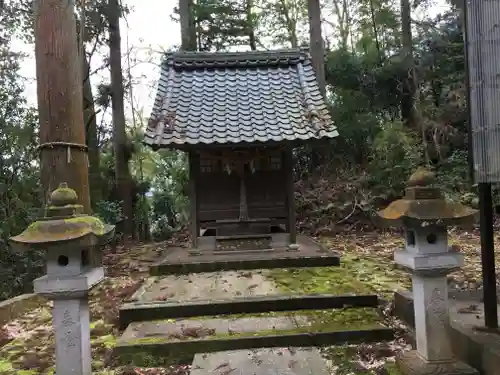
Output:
[124, 313, 385, 346]
[269, 253, 409, 300]
[19, 215, 109, 243]
[0, 359, 14, 372]
[265, 255, 403, 330]
[46, 204, 80, 210]
[385, 362, 404, 375]
[125, 335, 173, 345]
[115, 350, 179, 367]
[94, 334, 118, 349]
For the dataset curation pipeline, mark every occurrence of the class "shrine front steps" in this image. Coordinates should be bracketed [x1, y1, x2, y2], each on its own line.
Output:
[118, 270, 383, 330]
[119, 293, 382, 330]
[150, 235, 339, 275]
[114, 314, 394, 367]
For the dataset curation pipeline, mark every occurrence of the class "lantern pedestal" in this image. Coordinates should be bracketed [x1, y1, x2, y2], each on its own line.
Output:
[36, 268, 102, 375]
[396, 350, 479, 375]
[36, 268, 105, 375]
[395, 247, 477, 375]
[377, 168, 480, 375]
[52, 298, 92, 375]
[397, 248, 459, 360]
[9, 183, 114, 375]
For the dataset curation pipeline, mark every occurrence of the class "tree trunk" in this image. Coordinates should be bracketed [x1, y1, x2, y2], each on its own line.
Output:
[307, 0, 326, 97]
[82, 52, 102, 207]
[76, 18, 101, 208]
[369, 0, 382, 62]
[108, 0, 134, 236]
[400, 0, 415, 126]
[246, 0, 257, 50]
[180, 0, 197, 50]
[400, 0, 428, 163]
[279, 0, 298, 48]
[34, 0, 90, 212]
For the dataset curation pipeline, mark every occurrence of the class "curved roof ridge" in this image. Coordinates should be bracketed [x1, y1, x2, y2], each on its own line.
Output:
[163, 48, 311, 70]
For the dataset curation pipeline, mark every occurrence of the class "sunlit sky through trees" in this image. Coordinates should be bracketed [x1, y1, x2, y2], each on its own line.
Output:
[13, 0, 450, 121]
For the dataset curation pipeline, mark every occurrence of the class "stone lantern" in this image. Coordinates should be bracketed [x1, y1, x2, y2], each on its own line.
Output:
[10, 183, 115, 375]
[378, 168, 479, 375]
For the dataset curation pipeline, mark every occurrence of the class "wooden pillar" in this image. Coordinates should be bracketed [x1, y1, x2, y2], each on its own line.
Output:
[35, 0, 90, 212]
[238, 168, 249, 221]
[188, 151, 200, 248]
[283, 148, 296, 244]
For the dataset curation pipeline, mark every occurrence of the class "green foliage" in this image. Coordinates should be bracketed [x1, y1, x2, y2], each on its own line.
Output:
[172, 0, 259, 51]
[150, 150, 189, 225]
[0, 1, 43, 300]
[436, 150, 470, 199]
[150, 216, 175, 241]
[368, 121, 422, 195]
[94, 200, 124, 225]
[0, 0, 480, 299]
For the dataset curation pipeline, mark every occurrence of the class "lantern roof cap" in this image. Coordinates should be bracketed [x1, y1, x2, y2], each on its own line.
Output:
[377, 167, 478, 227]
[9, 183, 114, 249]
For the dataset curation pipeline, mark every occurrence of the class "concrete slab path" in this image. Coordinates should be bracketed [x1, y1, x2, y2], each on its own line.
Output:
[190, 347, 331, 375]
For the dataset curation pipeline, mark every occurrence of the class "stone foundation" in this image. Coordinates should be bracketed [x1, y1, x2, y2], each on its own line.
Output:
[396, 351, 478, 375]
[393, 289, 500, 375]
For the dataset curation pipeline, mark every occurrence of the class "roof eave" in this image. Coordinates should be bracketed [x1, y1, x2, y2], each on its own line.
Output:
[143, 131, 339, 152]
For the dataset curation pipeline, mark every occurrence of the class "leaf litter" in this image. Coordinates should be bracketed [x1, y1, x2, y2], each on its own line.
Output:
[0, 228, 496, 375]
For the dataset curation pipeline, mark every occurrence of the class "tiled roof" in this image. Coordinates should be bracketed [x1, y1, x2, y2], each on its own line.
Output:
[145, 49, 338, 148]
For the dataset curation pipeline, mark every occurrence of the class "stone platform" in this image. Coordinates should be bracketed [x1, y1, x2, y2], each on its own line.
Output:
[150, 235, 339, 275]
[393, 289, 500, 375]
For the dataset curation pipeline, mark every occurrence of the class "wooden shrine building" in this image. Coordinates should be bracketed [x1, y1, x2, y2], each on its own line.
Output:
[144, 49, 338, 253]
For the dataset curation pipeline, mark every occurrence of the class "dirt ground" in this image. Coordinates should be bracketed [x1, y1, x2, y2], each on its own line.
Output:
[0, 228, 497, 374]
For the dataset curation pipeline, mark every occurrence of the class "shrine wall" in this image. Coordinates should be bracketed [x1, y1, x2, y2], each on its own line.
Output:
[196, 148, 287, 222]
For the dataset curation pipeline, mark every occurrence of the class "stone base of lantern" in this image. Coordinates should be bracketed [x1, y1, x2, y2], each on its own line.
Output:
[34, 267, 104, 299]
[396, 350, 479, 375]
[33, 267, 104, 375]
[52, 298, 92, 375]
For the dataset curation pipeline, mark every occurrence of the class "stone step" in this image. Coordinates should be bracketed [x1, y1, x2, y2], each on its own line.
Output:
[115, 315, 394, 367]
[127, 270, 282, 304]
[119, 271, 381, 329]
[120, 293, 380, 329]
[190, 347, 330, 375]
[215, 233, 273, 240]
[151, 235, 339, 275]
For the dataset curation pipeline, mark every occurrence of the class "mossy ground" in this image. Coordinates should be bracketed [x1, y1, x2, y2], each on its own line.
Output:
[0, 229, 495, 374]
[0, 241, 170, 375]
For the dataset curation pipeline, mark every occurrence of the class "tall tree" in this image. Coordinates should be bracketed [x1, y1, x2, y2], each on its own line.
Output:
[400, 0, 416, 127]
[35, 0, 91, 212]
[257, 0, 307, 49]
[193, 0, 258, 51]
[108, 0, 134, 235]
[308, 0, 326, 96]
[76, 15, 103, 207]
[82, 51, 102, 205]
[401, 0, 427, 163]
[180, 0, 197, 50]
[245, 0, 257, 50]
